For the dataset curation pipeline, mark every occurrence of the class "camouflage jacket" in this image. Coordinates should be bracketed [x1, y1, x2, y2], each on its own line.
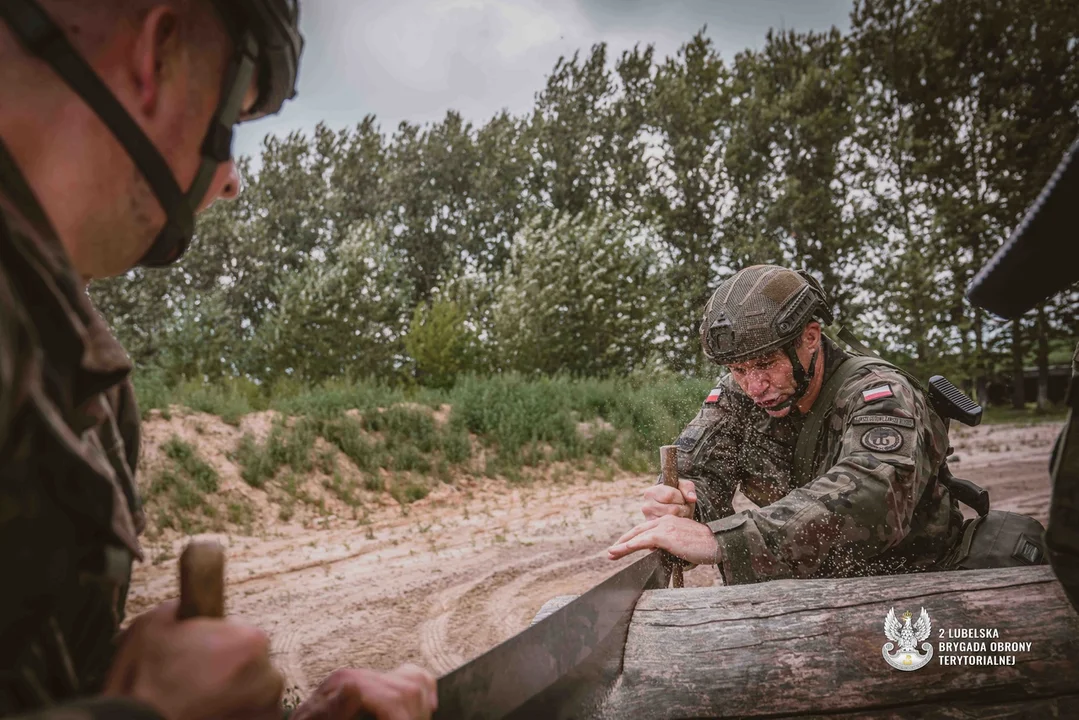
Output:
[0, 140, 160, 718]
[676, 336, 964, 585]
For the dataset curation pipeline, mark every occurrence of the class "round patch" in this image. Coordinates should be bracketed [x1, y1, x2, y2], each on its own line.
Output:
[861, 426, 904, 453]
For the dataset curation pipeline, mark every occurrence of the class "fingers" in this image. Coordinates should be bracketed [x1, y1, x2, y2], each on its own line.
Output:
[642, 500, 686, 520]
[608, 528, 664, 560]
[615, 518, 660, 546]
[375, 665, 437, 720]
[644, 484, 684, 506]
[678, 479, 697, 503]
[393, 664, 438, 715]
[642, 482, 696, 520]
[608, 519, 663, 560]
[301, 665, 437, 720]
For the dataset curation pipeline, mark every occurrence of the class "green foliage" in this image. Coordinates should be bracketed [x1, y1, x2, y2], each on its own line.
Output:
[366, 406, 438, 453]
[405, 300, 478, 388]
[320, 416, 382, 472]
[252, 222, 414, 385]
[94, 5, 1079, 408]
[173, 378, 258, 426]
[323, 470, 362, 507]
[489, 213, 663, 376]
[161, 436, 219, 493]
[232, 419, 316, 488]
[146, 436, 225, 534]
[391, 480, 430, 505]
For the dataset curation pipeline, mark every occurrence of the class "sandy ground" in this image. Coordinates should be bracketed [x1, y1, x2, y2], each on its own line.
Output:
[127, 420, 1062, 697]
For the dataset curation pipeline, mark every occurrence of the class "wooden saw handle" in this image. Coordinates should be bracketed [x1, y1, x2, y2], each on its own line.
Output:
[659, 445, 684, 589]
[177, 539, 226, 619]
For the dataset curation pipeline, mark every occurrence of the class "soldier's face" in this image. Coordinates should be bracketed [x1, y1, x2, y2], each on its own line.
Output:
[728, 350, 799, 417]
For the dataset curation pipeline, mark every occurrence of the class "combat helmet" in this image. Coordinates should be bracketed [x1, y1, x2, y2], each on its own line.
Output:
[0, 0, 304, 268]
[700, 264, 834, 410]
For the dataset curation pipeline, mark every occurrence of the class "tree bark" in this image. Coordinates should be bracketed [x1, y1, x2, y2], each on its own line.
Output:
[1011, 317, 1025, 410]
[1036, 305, 1051, 411]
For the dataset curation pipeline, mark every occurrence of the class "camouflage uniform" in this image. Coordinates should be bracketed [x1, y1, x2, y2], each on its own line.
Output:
[676, 334, 964, 585]
[0, 140, 160, 718]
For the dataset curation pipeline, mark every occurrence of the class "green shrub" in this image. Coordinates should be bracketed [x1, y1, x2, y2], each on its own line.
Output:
[233, 433, 274, 488]
[391, 444, 430, 473]
[392, 481, 430, 504]
[366, 406, 438, 453]
[439, 426, 472, 464]
[320, 416, 381, 472]
[174, 379, 253, 426]
[134, 369, 171, 418]
[323, 470, 361, 506]
[404, 300, 478, 389]
[162, 436, 219, 493]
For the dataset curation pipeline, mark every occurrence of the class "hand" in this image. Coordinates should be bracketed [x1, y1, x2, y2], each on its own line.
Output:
[608, 515, 721, 567]
[103, 599, 282, 720]
[291, 664, 438, 720]
[642, 478, 697, 520]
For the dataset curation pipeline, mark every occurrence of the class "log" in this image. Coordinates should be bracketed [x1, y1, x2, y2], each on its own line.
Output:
[530, 595, 577, 626]
[531, 566, 1079, 718]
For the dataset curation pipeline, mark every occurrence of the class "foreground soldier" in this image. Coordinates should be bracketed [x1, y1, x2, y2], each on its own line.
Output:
[0, 1, 435, 718]
[608, 265, 966, 582]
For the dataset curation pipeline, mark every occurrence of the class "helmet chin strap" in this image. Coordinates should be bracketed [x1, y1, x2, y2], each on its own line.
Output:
[763, 344, 819, 414]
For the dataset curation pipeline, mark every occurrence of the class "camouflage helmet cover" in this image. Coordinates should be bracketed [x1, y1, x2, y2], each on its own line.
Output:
[700, 265, 834, 365]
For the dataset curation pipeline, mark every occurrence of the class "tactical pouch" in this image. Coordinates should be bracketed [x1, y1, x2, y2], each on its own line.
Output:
[947, 511, 1049, 570]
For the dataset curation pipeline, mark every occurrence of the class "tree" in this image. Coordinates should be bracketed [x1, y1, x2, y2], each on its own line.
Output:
[404, 299, 478, 389]
[489, 212, 662, 376]
[250, 221, 413, 384]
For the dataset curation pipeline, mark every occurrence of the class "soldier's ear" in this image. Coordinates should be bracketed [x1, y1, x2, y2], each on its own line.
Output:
[802, 321, 821, 352]
[129, 6, 184, 118]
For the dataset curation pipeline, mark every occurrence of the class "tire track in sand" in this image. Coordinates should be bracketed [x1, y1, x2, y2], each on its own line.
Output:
[418, 551, 557, 674]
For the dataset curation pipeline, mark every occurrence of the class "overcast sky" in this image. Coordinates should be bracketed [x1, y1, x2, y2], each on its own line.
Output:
[233, 0, 854, 161]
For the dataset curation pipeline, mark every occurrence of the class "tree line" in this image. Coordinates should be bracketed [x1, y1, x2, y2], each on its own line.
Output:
[92, 0, 1079, 407]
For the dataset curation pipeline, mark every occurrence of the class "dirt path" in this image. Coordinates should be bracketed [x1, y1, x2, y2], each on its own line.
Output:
[128, 420, 1062, 695]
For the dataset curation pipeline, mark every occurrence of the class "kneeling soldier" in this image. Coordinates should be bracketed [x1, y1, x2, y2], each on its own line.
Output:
[609, 264, 969, 583]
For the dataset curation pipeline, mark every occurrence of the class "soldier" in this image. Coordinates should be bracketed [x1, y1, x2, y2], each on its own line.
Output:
[0, 1, 435, 719]
[607, 265, 967, 583]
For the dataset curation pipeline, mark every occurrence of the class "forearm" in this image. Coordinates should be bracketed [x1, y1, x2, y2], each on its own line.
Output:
[691, 474, 735, 526]
[708, 456, 919, 584]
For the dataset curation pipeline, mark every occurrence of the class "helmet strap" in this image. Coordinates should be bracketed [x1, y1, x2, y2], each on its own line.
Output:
[0, 0, 257, 268]
[767, 344, 819, 414]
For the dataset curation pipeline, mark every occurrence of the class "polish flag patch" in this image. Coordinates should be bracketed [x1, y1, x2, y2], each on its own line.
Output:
[862, 384, 894, 402]
[705, 387, 722, 404]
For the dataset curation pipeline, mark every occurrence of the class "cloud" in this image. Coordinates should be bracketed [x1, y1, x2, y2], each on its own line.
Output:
[233, 0, 852, 162]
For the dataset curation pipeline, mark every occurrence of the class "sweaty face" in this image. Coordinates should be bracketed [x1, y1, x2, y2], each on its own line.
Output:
[728, 349, 799, 418]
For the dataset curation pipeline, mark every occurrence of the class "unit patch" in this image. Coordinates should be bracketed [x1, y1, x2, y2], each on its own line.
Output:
[851, 415, 915, 429]
[675, 425, 705, 452]
[861, 426, 904, 453]
[705, 387, 722, 404]
[862, 384, 894, 402]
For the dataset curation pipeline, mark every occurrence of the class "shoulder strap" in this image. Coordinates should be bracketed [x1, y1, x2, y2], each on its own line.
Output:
[792, 354, 896, 487]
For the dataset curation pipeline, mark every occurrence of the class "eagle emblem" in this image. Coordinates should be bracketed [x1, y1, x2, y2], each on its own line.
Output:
[882, 607, 934, 671]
